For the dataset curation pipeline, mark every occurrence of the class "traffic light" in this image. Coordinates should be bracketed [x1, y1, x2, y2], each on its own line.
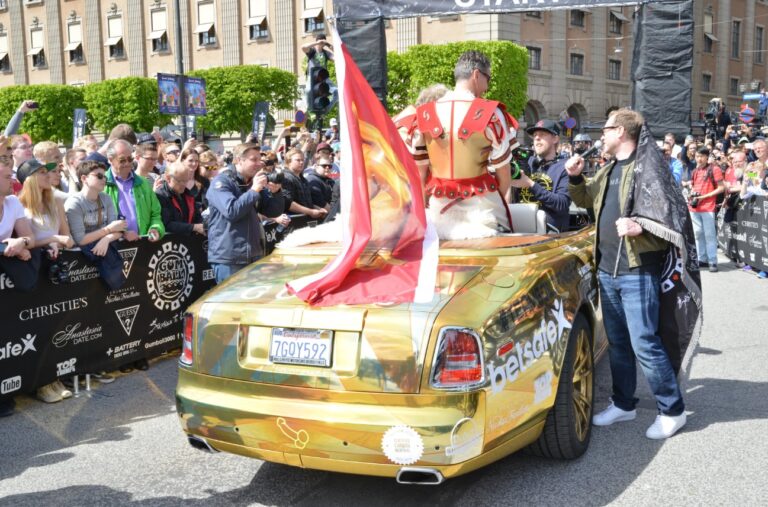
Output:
[308, 66, 330, 114]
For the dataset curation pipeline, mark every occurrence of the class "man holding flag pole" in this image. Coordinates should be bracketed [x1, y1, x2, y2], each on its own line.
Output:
[566, 108, 702, 440]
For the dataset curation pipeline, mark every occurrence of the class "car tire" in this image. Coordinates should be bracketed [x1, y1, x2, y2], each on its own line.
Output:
[528, 312, 594, 459]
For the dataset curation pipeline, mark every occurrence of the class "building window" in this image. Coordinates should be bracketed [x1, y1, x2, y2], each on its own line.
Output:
[248, 0, 268, 40]
[527, 46, 541, 70]
[608, 59, 621, 80]
[732, 20, 741, 58]
[704, 33, 716, 53]
[730, 78, 739, 96]
[704, 12, 713, 35]
[149, 9, 169, 53]
[0, 33, 8, 72]
[105, 16, 125, 59]
[65, 23, 84, 64]
[196, 1, 217, 47]
[569, 53, 584, 76]
[570, 10, 585, 28]
[0, 0, 7, 11]
[302, 0, 324, 33]
[525, 11, 541, 19]
[757, 26, 764, 64]
[702, 74, 711, 92]
[28, 27, 46, 68]
[609, 12, 624, 35]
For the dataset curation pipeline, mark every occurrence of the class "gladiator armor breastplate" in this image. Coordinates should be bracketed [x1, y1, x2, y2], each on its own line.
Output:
[416, 98, 503, 200]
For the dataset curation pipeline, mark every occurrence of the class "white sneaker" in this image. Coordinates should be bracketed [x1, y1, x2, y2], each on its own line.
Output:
[53, 380, 73, 399]
[592, 400, 637, 426]
[36, 383, 63, 403]
[645, 413, 687, 439]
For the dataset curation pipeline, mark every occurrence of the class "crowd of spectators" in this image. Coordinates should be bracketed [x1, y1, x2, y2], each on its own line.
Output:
[0, 98, 342, 417]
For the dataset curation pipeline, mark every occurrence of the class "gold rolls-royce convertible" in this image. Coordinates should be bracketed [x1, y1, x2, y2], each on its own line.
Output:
[176, 226, 605, 484]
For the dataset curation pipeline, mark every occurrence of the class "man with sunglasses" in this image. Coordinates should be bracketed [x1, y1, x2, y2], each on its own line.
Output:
[566, 109, 686, 440]
[306, 156, 335, 210]
[104, 139, 165, 243]
[410, 50, 516, 239]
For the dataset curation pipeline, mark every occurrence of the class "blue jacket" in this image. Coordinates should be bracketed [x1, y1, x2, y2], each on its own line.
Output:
[205, 169, 268, 265]
[527, 157, 572, 233]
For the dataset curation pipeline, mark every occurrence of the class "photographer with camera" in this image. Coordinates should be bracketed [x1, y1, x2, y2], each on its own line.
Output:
[682, 146, 726, 272]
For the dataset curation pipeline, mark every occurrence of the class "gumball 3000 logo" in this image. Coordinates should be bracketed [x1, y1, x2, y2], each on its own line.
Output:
[146, 242, 195, 311]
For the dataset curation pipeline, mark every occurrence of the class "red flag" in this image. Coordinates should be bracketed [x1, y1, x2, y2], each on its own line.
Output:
[286, 29, 438, 306]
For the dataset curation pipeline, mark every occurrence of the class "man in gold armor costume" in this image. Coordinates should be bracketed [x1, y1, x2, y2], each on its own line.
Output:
[408, 51, 518, 240]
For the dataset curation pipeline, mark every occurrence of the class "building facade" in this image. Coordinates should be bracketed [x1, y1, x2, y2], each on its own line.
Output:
[0, 1, 764, 134]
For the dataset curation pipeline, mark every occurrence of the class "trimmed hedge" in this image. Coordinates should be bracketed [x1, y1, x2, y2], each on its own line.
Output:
[0, 85, 85, 144]
[188, 65, 298, 139]
[387, 41, 528, 117]
[84, 77, 172, 136]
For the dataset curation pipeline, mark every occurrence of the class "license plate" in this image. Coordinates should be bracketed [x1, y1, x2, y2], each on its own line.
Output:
[269, 327, 333, 367]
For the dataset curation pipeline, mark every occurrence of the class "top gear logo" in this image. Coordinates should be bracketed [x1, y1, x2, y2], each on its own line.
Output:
[146, 242, 195, 311]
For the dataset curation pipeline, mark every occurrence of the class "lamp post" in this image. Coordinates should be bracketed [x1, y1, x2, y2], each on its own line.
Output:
[173, 0, 187, 143]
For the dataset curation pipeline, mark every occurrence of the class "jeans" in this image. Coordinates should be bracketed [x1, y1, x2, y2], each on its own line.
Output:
[212, 263, 247, 284]
[598, 270, 685, 416]
[691, 211, 718, 264]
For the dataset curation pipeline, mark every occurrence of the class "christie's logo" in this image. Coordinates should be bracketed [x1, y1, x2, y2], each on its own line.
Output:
[118, 247, 138, 279]
[19, 297, 88, 321]
[1, 376, 21, 395]
[56, 358, 77, 377]
[52, 323, 103, 348]
[0, 334, 37, 361]
[147, 242, 195, 311]
[742, 220, 760, 229]
[487, 300, 572, 394]
[115, 305, 140, 336]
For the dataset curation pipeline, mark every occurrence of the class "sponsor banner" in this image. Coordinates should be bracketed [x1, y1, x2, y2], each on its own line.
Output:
[0, 219, 315, 400]
[0, 235, 214, 401]
[718, 195, 768, 272]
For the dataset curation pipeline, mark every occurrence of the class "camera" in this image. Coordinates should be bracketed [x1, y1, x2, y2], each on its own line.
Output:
[689, 191, 701, 208]
[48, 259, 71, 284]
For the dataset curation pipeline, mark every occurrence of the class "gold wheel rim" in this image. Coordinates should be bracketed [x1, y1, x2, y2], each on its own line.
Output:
[571, 328, 593, 441]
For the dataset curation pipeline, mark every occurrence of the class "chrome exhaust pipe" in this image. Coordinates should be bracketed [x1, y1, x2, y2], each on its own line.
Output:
[187, 434, 219, 453]
[396, 467, 445, 485]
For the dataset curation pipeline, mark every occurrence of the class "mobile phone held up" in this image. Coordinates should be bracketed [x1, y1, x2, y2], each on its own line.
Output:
[27, 101, 39, 109]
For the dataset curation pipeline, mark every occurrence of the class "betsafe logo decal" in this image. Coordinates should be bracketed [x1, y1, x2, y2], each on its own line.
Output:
[487, 300, 572, 395]
[147, 242, 195, 311]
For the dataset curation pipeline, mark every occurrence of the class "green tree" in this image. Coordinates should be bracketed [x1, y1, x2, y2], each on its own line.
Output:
[83, 77, 173, 135]
[0, 85, 85, 143]
[387, 41, 528, 117]
[188, 65, 298, 140]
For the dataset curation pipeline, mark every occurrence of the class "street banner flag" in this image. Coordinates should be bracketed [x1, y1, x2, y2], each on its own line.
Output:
[286, 28, 438, 306]
[72, 108, 87, 143]
[252, 101, 270, 142]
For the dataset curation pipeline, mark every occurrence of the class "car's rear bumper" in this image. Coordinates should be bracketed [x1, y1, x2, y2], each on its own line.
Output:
[176, 368, 544, 479]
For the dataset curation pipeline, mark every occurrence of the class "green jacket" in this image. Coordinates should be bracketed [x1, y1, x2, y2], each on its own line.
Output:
[104, 169, 166, 237]
[569, 157, 667, 269]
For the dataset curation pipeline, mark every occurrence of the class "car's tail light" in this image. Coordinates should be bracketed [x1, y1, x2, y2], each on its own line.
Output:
[431, 328, 484, 389]
[180, 313, 194, 366]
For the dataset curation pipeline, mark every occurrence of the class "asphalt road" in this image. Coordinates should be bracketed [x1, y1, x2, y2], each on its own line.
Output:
[1, 251, 767, 506]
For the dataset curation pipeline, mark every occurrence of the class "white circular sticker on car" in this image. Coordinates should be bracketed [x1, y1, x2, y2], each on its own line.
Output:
[381, 425, 424, 465]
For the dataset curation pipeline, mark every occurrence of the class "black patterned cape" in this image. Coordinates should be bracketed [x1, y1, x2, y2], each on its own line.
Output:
[626, 124, 703, 380]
